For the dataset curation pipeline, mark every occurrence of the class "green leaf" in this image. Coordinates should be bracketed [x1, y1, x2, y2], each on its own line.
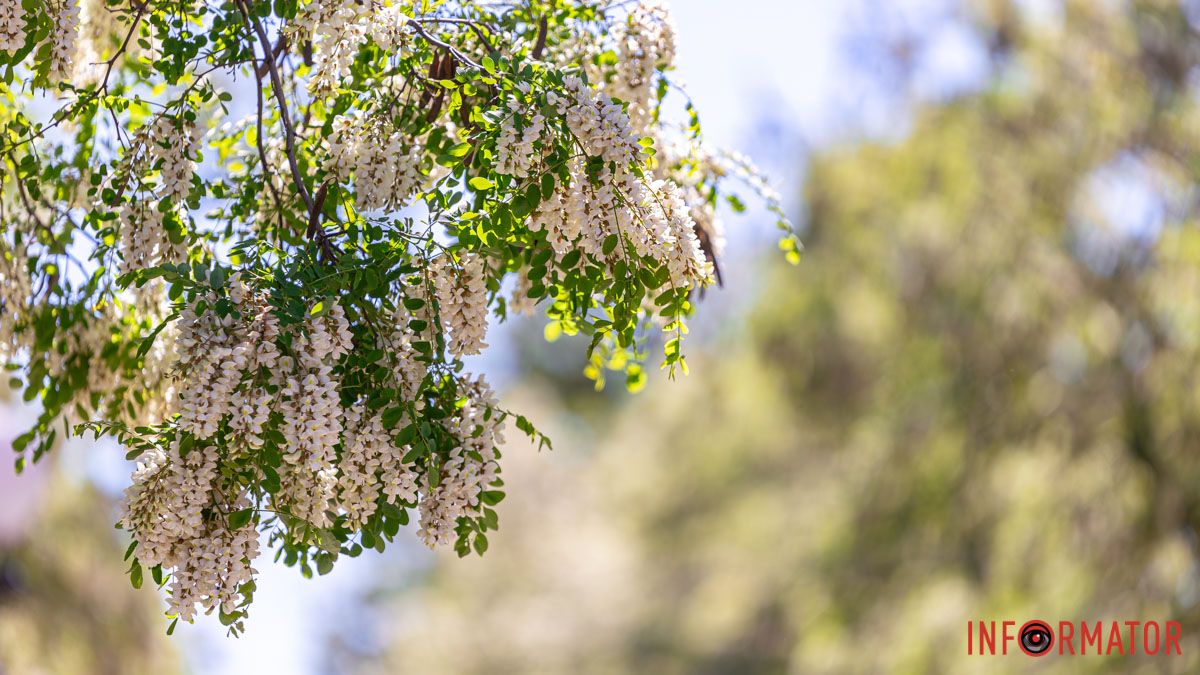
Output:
[228, 508, 255, 529]
[602, 234, 619, 255]
[382, 406, 406, 429]
[468, 177, 495, 191]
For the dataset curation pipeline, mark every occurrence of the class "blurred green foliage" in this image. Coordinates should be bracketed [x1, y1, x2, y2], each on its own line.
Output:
[363, 1, 1200, 673]
[0, 476, 178, 674]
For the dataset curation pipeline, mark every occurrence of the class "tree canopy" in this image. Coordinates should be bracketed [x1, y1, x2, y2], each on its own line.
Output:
[0, 0, 794, 632]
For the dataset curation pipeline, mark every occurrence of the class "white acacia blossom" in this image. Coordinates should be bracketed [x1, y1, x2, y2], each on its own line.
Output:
[119, 201, 181, 274]
[47, 0, 80, 81]
[611, 0, 676, 128]
[338, 403, 419, 528]
[74, 0, 120, 84]
[149, 116, 202, 203]
[381, 305, 430, 400]
[495, 84, 548, 179]
[433, 254, 489, 357]
[418, 374, 505, 547]
[0, 246, 32, 361]
[327, 113, 427, 210]
[292, 0, 376, 95]
[0, 0, 24, 53]
[121, 440, 260, 622]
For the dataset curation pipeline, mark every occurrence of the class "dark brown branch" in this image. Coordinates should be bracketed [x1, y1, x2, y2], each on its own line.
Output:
[235, 0, 313, 215]
[306, 181, 340, 261]
[531, 16, 549, 59]
[306, 182, 328, 239]
[255, 34, 290, 79]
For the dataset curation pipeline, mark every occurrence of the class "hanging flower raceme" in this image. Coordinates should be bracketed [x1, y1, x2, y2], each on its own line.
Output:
[327, 112, 428, 210]
[47, 0, 80, 81]
[432, 253, 490, 357]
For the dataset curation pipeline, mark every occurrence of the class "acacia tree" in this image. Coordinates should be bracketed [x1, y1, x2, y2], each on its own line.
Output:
[0, 0, 795, 633]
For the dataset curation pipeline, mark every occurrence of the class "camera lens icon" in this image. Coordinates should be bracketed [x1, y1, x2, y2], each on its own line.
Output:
[1019, 620, 1054, 657]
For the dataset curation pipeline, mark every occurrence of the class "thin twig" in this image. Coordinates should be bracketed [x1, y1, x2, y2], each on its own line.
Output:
[414, 17, 498, 57]
[406, 19, 483, 70]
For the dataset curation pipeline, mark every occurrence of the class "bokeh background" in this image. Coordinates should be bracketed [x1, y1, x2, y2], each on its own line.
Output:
[6, 0, 1200, 672]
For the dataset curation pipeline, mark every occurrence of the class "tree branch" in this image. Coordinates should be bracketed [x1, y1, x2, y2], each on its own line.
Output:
[532, 16, 549, 59]
[406, 20, 483, 70]
[235, 0, 313, 214]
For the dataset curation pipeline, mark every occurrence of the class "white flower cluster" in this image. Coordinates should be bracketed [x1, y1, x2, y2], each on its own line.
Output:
[167, 507, 260, 621]
[137, 316, 179, 424]
[418, 374, 505, 547]
[0, 0, 23, 53]
[149, 116, 202, 203]
[47, 0, 80, 81]
[508, 269, 537, 317]
[432, 254, 489, 357]
[24, 299, 171, 428]
[611, 0, 676, 130]
[121, 438, 260, 622]
[327, 113, 427, 210]
[174, 288, 280, 443]
[293, 0, 379, 96]
[380, 304, 430, 401]
[254, 135, 289, 226]
[113, 115, 199, 273]
[644, 179, 710, 288]
[523, 72, 712, 292]
[558, 75, 642, 167]
[495, 84, 547, 179]
[656, 142, 733, 263]
[41, 306, 119, 420]
[520, 75, 645, 263]
[338, 402, 419, 529]
[0, 244, 32, 361]
[274, 300, 353, 529]
[716, 148, 785, 206]
[118, 202, 181, 274]
[77, 311, 122, 414]
[369, 4, 412, 50]
[528, 155, 631, 262]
